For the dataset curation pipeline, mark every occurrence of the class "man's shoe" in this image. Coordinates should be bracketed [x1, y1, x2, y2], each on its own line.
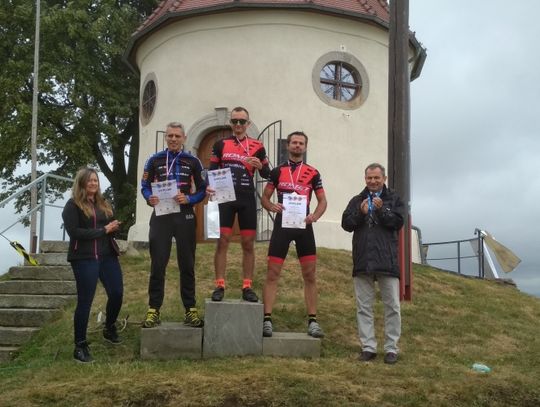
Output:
[103, 324, 122, 344]
[142, 308, 161, 328]
[73, 341, 93, 363]
[384, 352, 398, 364]
[211, 287, 225, 301]
[359, 351, 377, 362]
[307, 321, 325, 338]
[242, 287, 259, 302]
[262, 320, 273, 337]
[184, 307, 204, 328]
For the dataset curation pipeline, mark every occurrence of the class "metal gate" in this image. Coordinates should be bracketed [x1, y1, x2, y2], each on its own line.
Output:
[255, 120, 282, 241]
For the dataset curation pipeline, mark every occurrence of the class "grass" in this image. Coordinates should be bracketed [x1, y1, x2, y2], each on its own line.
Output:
[0, 243, 539, 406]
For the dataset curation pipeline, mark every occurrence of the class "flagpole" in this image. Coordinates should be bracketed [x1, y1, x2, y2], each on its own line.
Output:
[30, 0, 41, 253]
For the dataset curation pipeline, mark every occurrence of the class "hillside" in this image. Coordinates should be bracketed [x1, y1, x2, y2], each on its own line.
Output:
[0, 243, 539, 407]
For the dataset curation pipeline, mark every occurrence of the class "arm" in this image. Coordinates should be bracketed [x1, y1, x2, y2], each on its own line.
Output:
[305, 190, 327, 225]
[255, 146, 270, 179]
[208, 140, 222, 171]
[341, 195, 365, 232]
[62, 200, 106, 240]
[141, 155, 155, 205]
[184, 157, 207, 205]
[261, 184, 283, 213]
[378, 194, 405, 231]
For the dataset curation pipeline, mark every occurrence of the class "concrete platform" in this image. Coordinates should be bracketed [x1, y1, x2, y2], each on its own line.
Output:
[140, 322, 203, 360]
[0, 281, 76, 295]
[8, 266, 74, 281]
[0, 327, 40, 345]
[203, 299, 263, 358]
[263, 332, 321, 358]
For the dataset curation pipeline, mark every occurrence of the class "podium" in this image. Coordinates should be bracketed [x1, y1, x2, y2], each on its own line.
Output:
[140, 299, 321, 360]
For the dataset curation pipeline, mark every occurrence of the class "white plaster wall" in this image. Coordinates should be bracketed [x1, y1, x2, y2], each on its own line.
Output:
[128, 10, 391, 251]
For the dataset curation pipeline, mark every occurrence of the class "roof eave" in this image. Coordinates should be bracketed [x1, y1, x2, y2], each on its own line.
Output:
[123, 4, 391, 73]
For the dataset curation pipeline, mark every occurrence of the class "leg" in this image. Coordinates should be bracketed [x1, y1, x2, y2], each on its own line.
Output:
[148, 213, 173, 309]
[174, 211, 197, 309]
[71, 259, 100, 344]
[214, 201, 236, 282]
[263, 260, 283, 314]
[353, 274, 377, 353]
[300, 260, 317, 315]
[237, 192, 257, 281]
[98, 256, 124, 328]
[214, 233, 231, 280]
[240, 233, 256, 280]
[378, 276, 401, 354]
[296, 225, 318, 315]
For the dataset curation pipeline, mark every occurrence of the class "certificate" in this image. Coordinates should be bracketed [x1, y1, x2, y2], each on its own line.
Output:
[207, 168, 236, 203]
[151, 180, 180, 216]
[282, 193, 307, 229]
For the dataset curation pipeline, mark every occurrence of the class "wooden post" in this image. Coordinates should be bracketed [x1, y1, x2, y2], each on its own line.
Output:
[388, 0, 412, 301]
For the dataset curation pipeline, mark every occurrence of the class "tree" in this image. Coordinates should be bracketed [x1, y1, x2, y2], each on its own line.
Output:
[0, 0, 158, 237]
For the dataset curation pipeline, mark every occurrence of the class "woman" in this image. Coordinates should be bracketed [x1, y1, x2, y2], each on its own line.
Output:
[62, 167, 124, 363]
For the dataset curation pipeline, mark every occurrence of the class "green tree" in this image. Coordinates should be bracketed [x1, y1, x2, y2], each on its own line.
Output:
[0, 0, 157, 237]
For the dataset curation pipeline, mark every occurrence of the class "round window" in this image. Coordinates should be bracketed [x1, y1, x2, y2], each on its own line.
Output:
[141, 76, 157, 125]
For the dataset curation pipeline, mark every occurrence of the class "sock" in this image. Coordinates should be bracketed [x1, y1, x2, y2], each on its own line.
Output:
[308, 314, 317, 325]
[264, 313, 272, 322]
[215, 279, 225, 289]
[242, 279, 252, 289]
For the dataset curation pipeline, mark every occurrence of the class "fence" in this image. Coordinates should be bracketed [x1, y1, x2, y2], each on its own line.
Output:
[0, 173, 73, 253]
[422, 229, 486, 278]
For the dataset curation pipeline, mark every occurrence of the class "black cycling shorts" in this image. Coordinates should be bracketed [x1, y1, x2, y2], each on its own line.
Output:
[218, 192, 257, 236]
[267, 220, 316, 264]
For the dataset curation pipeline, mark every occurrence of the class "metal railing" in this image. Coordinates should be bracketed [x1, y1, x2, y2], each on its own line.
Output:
[0, 173, 73, 252]
[422, 229, 486, 278]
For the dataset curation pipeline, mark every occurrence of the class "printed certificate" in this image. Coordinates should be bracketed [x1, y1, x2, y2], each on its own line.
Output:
[151, 180, 180, 216]
[207, 168, 236, 203]
[282, 193, 307, 229]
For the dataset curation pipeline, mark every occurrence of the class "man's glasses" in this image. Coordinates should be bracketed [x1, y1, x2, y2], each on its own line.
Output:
[230, 119, 248, 125]
[166, 134, 184, 138]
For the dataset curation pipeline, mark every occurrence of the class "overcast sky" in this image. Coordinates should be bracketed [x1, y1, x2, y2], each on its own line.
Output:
[1, 0, 538, 297]
[409, 0, 540, 296]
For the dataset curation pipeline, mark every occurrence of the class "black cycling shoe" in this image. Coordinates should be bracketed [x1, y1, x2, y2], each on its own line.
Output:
[211, 286, 225, 301]
[242, 287, 259, 302]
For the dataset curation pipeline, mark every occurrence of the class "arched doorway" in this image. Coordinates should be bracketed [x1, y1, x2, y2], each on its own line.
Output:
[194, 127, 241, 242]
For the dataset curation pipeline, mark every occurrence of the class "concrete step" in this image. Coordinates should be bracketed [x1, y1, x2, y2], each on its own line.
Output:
[0, 308, 60, 327]
[40, 241, 68, 253]
[27, 253, 69, 266]
[263, 332, 321, 358]
[0, 294, 75, 309]
[8, 266, 73, 281]
[140, 322, 202, 360]
[0, 346, 18, 363]
[203, 299, 263, 358]
[0, 327, 40, 346]
[0, 280, 76, 295]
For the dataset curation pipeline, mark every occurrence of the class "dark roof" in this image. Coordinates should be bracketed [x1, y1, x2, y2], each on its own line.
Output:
[137, 0, 390, 35]
[124, 0, 425, 79]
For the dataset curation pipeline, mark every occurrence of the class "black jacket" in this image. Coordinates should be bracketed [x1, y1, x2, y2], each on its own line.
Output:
[341, 185, 404, 278]
[62, 198, 119, 262]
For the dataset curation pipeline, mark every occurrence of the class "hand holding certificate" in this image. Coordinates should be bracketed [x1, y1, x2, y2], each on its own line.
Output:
[282, 193, 308, 229]
[207, 168, 236, 203]
[151, 180, 181, 216]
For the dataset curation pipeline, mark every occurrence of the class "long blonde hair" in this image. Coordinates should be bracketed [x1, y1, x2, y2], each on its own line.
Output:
[71, 167, 113, 218]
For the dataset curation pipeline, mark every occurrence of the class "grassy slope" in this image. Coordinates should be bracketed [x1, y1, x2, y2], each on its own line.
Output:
[0, 243, 539, 407]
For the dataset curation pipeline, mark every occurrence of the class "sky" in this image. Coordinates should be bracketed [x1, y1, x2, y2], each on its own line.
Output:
[1, 0, 539, 297]
[408, 0, 540, 296]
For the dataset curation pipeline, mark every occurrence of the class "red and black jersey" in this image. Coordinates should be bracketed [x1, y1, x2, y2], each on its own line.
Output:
[209, 136, 270, 193]
[266, 160, 324, 212]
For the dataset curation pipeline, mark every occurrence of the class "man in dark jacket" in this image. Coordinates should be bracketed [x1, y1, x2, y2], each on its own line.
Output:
[141, 122, 206, 329]
[341, 163, 404, 364]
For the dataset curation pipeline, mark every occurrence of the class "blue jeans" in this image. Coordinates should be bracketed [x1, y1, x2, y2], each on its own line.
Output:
[71, 256, 123, 344]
